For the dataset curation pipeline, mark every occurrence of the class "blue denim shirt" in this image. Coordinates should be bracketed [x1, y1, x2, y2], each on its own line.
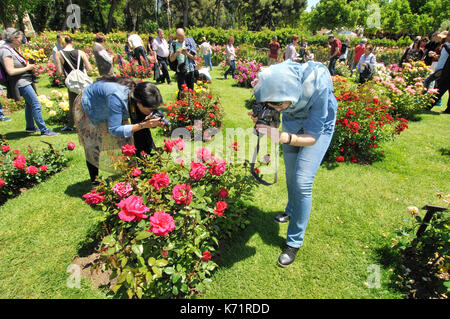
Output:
[254, 60, 338, 140]
[81, 81, 133, 138]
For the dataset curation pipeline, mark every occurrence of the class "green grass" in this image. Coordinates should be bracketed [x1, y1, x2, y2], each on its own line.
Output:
[0, 68, 449, 299]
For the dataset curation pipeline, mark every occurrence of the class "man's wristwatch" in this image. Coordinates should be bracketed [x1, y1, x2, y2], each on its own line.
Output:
[284, 132, 292, 145]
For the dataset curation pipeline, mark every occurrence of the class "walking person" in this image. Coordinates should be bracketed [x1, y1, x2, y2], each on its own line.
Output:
[250, 60, 337, 267]
[224, 36, 236, 80]
[92, 33, 115, 77]
[268, 36, 280, 66]
[0, 28, 57, 136]
[153, 29, 172, 85]
[327, 35, 342, 76]
[199, 37, 213, 71]
[55, 35, 93, 132]
[351, 38, 367, 76]
[169, 28, 197, 99]
[127, 33, 149, 67]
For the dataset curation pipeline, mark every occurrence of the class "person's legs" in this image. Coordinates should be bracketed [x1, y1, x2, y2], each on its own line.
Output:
[137, 46, 150, 67]
[284, 132, 333, 249]
[207, 54, 213, 70]
[231, 60, 236, 78]
[134, 47, 142, 66]
[159, 57, 171, 84]
[186, 71, 195, 90]
[176, 72, 186, 99]
[86, 160, 99, 184]
[328, 57, 337, 76]
[0, 101, 11, 121]
[19, 85, 49, 133]
[65, 90, 77, 129]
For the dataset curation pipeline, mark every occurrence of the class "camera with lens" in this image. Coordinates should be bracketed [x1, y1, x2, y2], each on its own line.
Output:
[252, 103, 281, 135]
[28, 58, 38, 83]
[148, 109, 171, 127]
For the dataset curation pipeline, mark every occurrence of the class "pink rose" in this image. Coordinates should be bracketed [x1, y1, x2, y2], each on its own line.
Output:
[163, 139, 175, 153]
[196, 147, 212, 161]
[67, 142, 76, 151]
[214, 201, 227, 216]
[218, 188, 228, 199]
[209, 160, 226, 176]
[112, 182, 133, 199]
[116, 195, 150, 222]
[189, 161, 207, 181]
[0, 178, 5, 188]
[132, 168, 142, 177]
[13, 155, 26, 170]
[82, 190, 105, 205]
[173, 138, 185, 151]
[121, 144, 137, 156]
[1, 145, 11, 153]
[39, 165, 48, 172]
[26, 166, 39, 175]
[149, 172, 170, 191]
[172, 184, 193, 206]
[147, 211, 176, 236]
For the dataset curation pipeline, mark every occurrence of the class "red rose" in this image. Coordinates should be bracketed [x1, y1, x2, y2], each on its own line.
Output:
[147, 211, 176, 236]
[82, 190, 105, 205]
[164, 139, 175, 153]
[189, 161, 207, 181]
[13, 155, 26, 170]
[132, 168, 142, 177]
[149, 172, 170, 191]
[1, 145, 11, 153]
[209, 160, 226, 177]
[218, 188, 228, 199]
[162, 250, 168, 258]
[121, 144, 137, 156]
[0, 178, 5, 188]
[67, 142, 76, 151]
[336, 156, 345, 162]
[214, 201, 227, 216]
[39, 165, 48, 172]
[116, 195, 150, 222]
[201, 251, 212, 261]
[172, 184, 193, 206]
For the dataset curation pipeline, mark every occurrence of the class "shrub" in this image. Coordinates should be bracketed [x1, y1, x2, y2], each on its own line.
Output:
[45, 62, 66, 88]
[38, 90, 70, 125]
[82, 142, 258, 298]
[118, 60, 155, 79]
[0, 92, 25, 114]
[233, 59, 263, 88]
[0, 137, 72, 205]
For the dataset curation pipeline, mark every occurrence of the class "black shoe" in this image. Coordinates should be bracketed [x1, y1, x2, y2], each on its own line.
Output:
[274, 213, 290, 223]
[277, 245, 299, 268]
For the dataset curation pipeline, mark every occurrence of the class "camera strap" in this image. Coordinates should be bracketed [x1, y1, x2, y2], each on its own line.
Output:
[250, 135, 278, 186]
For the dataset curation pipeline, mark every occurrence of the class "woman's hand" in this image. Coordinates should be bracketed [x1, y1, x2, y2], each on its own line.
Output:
[248, 112, 257, 124]
[142, 118, 163, 129]
[27, 64, 36, 71]
[255, 124, 281, 143]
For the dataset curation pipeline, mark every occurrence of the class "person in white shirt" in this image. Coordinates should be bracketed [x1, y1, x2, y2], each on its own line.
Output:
[199, 37, 213, 71]
[127, 33, 149, 67]
[224, 36, 236, 79]
[357, 44, 376, 84]
[152, 28, 172, 85]
[285, 34, 300, 63]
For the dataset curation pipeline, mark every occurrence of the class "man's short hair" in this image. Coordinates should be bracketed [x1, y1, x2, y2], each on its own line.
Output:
[291, 34, 299, 42]
[95, 33, 106, 43]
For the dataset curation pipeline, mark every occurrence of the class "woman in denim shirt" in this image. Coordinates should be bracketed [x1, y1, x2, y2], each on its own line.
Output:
[252, 60, 337, 267]
[75, 77, 164, 186]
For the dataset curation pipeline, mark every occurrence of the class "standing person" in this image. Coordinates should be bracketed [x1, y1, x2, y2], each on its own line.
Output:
[146, 36, 156, 60]
[351, 38, 367, 76]
[429, 32, 450, 113]
[400, 38, 424, 66]
[0, 28, 58, 136]
[127, 33, 149, 67]
[169, 28, 197, 99]
[285, 34, 300, 62]
[168, 34, 175, 47]
[268, 36, 280, 66]
[298, 37, 310, 62]
[74, 77, 164, 186]
[327, 35, 342, 76]
[357, 44, 376, 84]
[153, 29, 172, 85]
[92, 33, 115, 77]
[199, 37, 213, 71]
[55, 35, 93, 132]
[339, 38, 350, 63]
[250, 60, 337, 267]
[224, 36, 236, 80]
[424, 32, 443, 67]
[52, 34, 64, 65]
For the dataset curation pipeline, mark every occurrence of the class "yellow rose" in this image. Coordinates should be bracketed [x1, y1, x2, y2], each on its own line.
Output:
[45, 101, 54, 108]
[49, 110, 56, 117]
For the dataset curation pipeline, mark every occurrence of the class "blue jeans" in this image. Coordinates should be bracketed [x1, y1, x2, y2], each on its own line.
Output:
[328, 56, 338, 76]
[19, 84, 49, 133]
[0, 101, 4, 117]
[203, 54, 213, 71]
[224, 60, 236, 79]
[282, 132, 334, 248]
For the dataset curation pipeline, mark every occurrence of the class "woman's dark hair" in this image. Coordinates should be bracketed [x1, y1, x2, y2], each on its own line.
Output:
[63, 35, 73, 44]
[97, 76, 163, 108]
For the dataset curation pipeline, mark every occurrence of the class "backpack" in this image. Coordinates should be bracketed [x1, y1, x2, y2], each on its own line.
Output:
[60, 50, 93, 94]
[169, 42, 178, 72]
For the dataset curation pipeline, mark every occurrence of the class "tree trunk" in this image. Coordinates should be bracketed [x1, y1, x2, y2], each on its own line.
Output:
[183, 0, 188, 28]
[95, 0, 106, 33]
[106, 0, 118, 33]
[166, 0, 171, 29]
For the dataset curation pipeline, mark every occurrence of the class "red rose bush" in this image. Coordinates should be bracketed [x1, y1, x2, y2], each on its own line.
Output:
[82, 141, 258, 298]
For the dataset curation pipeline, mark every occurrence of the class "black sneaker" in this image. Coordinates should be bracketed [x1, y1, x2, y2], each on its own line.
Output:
[41, 130, 59, 137]
[277, 245, 299, 268]
[25, 127, 39, 133]
[274, 213, 290, 223]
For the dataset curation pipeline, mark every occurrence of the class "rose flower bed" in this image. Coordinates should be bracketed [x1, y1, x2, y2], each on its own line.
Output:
[167, 82, 224, 140]
[233, 59, 263, 88]
[325, 76, 409, 164]
[118, 58, 155, 79]
[0, 137, 74, 205]
[81, 141, 258, 298]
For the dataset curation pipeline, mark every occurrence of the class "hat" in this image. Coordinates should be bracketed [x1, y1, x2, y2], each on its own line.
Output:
[438, 31, 448, 39]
